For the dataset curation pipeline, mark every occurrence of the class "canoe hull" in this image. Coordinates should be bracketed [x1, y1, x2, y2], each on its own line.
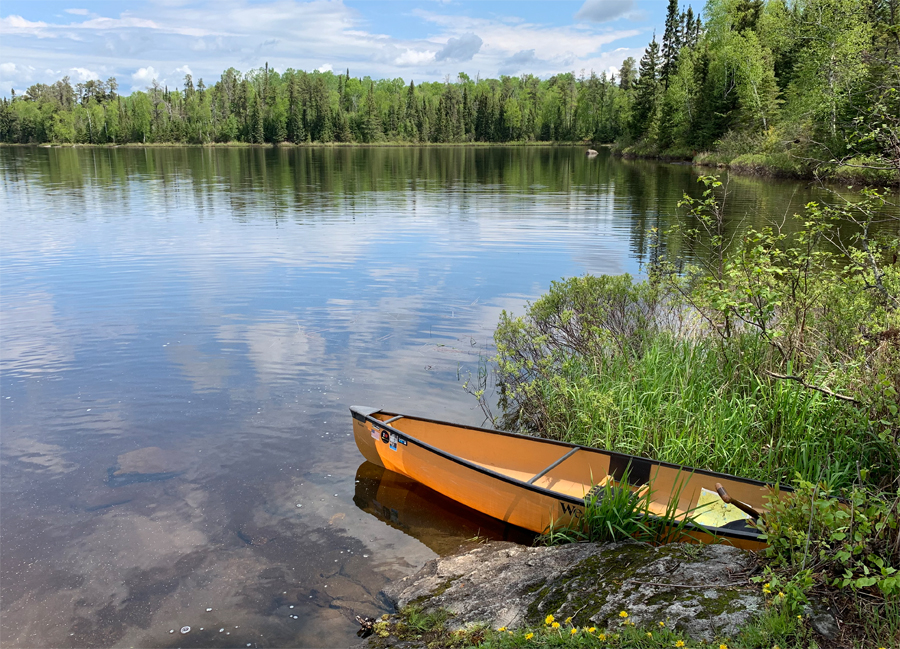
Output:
[351, 407, 775, 551]
[354, 412, 576, 534]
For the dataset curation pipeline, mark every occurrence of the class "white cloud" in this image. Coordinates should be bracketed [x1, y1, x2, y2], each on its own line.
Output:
[0, 14, 51, 37]
[132, 66, 159, 85]
[70, 66, 99, 81]
[0, 62, 37, 87]
[174, 64, 193, 77]
[575, 0, 635, 23]
[395, 49, 435, 66]
[317, 63, 333, 73]
[64, 8, 90, 15]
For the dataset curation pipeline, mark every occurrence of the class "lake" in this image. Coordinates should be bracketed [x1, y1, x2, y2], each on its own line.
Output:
[0, 146, 870, 647]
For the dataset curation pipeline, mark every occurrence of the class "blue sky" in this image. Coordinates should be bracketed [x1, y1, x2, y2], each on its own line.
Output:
[0, 1, 681, 96]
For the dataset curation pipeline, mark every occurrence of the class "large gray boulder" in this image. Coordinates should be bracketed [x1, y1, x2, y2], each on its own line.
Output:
[383, 540, 763, 642]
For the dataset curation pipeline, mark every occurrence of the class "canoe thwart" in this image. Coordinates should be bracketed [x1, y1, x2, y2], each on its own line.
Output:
[527, 447, 580, 485]
[382, 415, 405, 425]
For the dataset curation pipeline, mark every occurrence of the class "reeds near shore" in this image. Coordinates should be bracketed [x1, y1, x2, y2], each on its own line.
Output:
[530, 335, 867, 489]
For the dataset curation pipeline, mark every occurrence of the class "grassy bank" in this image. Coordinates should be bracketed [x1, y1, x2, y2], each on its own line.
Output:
[370, 602, 870, 649]
[471, 179, 899, 647]
[617, 144, 899, 187]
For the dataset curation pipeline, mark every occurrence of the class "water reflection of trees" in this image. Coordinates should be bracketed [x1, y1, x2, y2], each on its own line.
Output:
[4, 146, 895, 266]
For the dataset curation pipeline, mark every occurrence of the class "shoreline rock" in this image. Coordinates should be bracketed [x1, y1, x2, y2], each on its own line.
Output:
[354, 540, 765, 647]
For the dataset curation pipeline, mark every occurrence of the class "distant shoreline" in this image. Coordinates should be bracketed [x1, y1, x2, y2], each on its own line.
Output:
[3, 142, 894, 186]
[0, 141, 598, 149]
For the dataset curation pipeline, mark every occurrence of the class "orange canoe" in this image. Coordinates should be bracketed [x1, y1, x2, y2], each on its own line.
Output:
[351, 406, 787, 551]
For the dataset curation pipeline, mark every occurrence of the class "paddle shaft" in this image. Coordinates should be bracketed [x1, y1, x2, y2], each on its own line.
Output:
[715, 482, 762, 519]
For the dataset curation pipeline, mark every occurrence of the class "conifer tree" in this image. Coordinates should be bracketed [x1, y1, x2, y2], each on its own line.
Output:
[661, 0, 682, 89]
[631, 34, 661, 138]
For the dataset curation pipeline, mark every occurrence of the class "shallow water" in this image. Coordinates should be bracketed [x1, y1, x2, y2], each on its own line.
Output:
[0, 146, 879, 647]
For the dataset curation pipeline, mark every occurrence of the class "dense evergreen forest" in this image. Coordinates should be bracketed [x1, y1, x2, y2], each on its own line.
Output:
[1, 0, 897, 181]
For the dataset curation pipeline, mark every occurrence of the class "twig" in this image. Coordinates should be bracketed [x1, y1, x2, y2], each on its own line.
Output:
[763, 370, 860, 405]
[629, 580, 747, 589]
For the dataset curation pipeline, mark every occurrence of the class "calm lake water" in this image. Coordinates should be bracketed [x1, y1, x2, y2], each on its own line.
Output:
[0, 146, 877, 648]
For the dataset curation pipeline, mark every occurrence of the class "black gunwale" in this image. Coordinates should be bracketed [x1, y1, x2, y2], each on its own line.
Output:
[352, 407, 787, 544]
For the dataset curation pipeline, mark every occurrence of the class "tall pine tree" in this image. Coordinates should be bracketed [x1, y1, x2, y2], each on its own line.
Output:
[630, 34, 661, 139]
[661, 0, 682, 89]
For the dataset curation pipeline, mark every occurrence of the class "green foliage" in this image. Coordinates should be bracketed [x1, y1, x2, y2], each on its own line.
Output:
[621, 0, 900, 184]
[402, 605, 453, 633]
[760, 479, 900, 598]
[485, 178, 898, 491]
[0, 66, 632, 146]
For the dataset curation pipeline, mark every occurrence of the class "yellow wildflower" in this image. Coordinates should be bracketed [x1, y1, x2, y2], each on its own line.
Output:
[619, 611, 629, 618]
[525, 633, 534, 640]
[762, 583, 771, 594]
[508, 631, 513, 635]
[647, 632, 653, 638]
[570, 628, 578, 635]
[545, 614, 554, 625]
[498, 627, 506, 632]
[565, 616, 573, 623]
[659, 621, 666, 627]
[720, 644, 728, 649]
[598, 633, 607, 641]
[676, 641, 686, 648]
[777, 591, 785, 599]
[552, 622, 560, 629]
[588, 627, 596, 633]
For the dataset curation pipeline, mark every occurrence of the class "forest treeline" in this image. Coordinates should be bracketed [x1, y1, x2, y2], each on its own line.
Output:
[1, 0, 897, 181]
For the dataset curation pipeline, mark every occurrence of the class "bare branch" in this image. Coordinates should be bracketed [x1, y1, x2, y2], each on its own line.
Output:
[763, 370, 860, 405]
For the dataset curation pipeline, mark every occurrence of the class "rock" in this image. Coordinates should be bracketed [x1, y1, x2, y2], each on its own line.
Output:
[804, 599, 841, 639]
[107, 447, 187, 487]
[586, 149, 599, 157]
[382, 541, 762, 643]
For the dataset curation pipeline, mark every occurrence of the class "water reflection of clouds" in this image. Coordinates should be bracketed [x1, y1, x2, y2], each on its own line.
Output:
[1, 438, 78, 475]
[166, 343, 234, 393]
[0, 293, 74, 376]
[218, 320, 328, 385]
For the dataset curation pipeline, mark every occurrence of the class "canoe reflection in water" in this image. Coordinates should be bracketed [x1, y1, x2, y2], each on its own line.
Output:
[353, 461, 535, 555]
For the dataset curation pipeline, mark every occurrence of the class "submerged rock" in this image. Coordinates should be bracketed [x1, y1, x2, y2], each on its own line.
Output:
[107, 447, 187, 487]
[379, 541, 763, 643]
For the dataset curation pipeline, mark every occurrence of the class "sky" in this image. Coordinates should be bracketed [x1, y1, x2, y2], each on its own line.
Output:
[0, 0, 679, 96]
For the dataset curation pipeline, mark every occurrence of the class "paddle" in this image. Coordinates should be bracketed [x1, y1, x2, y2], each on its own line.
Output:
[715, 482, 762, 520]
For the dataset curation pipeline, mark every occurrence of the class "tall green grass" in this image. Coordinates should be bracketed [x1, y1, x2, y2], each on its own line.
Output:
[522, 335, 868, 489]
[539, 469, 707, 547]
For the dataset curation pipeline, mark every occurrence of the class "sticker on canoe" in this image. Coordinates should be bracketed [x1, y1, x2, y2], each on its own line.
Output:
[559, 501, 584, 519]
[389, 432, 399, 451]
[694, 487, 751, 527]
[371, 427, 380, 440]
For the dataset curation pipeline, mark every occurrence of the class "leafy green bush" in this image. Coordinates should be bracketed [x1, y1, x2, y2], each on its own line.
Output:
[760, 480, 900, 597]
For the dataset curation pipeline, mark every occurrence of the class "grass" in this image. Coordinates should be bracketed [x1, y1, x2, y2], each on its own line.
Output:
[375, 607, 781, 649]
[538, 469, 708, 547]
[521, 335, 868, 490]
[728, 153, 804, 177]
